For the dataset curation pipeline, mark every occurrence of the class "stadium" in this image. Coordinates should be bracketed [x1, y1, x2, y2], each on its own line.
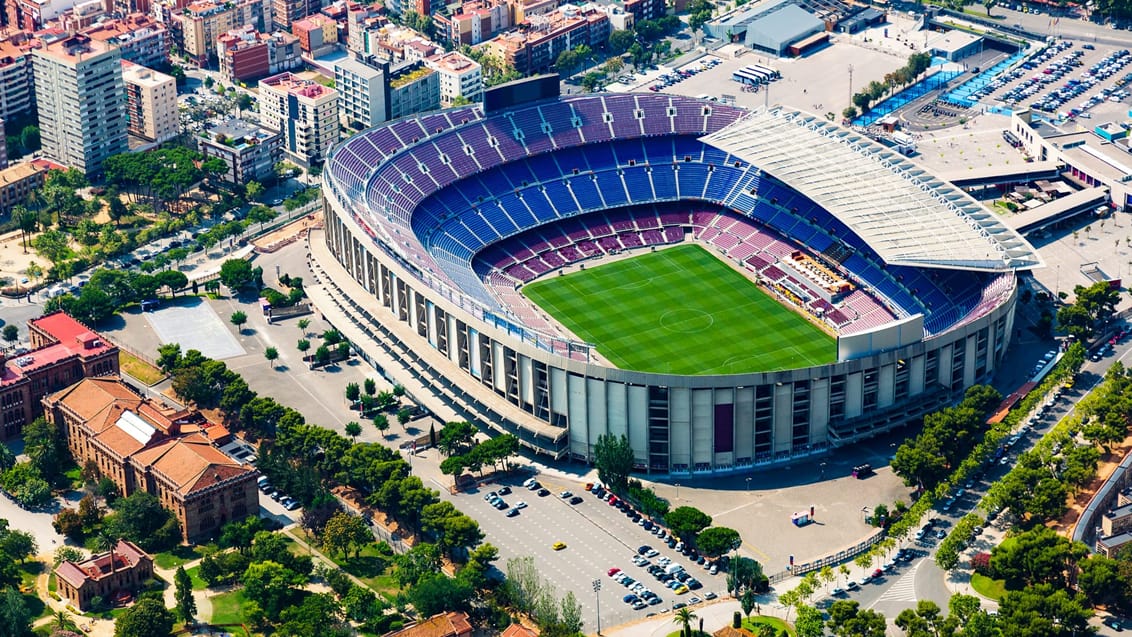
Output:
[314, 92, 1042, 475]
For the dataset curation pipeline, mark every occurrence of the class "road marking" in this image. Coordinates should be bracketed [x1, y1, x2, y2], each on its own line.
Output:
[868, 562, 920, 608]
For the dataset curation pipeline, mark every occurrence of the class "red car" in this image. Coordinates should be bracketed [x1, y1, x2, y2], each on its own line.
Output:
[608, 567, 621, 576]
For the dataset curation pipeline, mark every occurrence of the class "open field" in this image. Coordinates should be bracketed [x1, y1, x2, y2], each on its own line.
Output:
[523, 244, 836, 374]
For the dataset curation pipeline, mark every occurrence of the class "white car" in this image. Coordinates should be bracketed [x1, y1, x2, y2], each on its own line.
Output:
[514, 501, 528, 510]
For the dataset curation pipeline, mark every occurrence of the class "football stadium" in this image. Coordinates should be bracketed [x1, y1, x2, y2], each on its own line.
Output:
[314, 92, 1042, 475]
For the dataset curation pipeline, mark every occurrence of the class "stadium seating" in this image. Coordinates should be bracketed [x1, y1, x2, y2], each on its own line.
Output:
[326, 93, 995, 343]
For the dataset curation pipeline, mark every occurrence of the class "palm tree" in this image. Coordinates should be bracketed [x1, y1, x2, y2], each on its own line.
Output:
[51, 610, 78, 633]
[673, 607, 697, 637]
[297, 318, 311, 337]
[95, 531, 117, 574]
[838, 564, 850, 587]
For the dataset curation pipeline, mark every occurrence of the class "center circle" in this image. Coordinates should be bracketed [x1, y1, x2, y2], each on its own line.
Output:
[659, 309, 714, 333]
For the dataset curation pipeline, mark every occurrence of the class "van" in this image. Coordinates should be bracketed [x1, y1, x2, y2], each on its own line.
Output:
[665, 563, 684, 576]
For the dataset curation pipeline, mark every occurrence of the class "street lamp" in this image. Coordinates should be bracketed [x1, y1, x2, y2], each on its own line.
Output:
[675, 483, 681, 500]
[745, 477, 752, 492]
[862, 506, 870, 524]
[592, 579, 602, 635]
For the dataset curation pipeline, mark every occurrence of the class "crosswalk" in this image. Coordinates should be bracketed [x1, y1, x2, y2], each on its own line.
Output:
[873, 562, 920, 605]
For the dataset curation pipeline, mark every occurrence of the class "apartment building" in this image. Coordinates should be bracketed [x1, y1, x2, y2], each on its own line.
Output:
[292, 13, 338, 54]
[346, 3, 386, 54]
[433, 0, 510, 47]
[83, 13, 170, 69]
[351, 22, 440, 63]
[43, 376, 260, 543]
[197, 118, 282, 183]
[481, 4, 609, 76]
[0, 33, 36, 123]
[32, 34, 128, 177]
[426, 50, 482, 107]
[258, 72, 339, 167]
[173, 0, 272, 67]
[121, 61, 177, 143]
[273, 0, 313, 30]
[0, 312, 118, 440]
[216, 25, 301, 84]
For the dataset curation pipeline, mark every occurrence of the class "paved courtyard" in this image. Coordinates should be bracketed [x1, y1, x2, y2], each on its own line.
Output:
[145, 298, 246, 360]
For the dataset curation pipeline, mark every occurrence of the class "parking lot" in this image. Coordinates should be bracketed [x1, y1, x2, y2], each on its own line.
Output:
[457, 477, 730, 631]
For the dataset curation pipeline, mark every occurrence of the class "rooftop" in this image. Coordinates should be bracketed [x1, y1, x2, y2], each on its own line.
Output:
[55, 540, 150, 589]
[83, 13, 165, 45]
[3, 314, 116, 387]
[293, 13, 336, 29]
[390, 64, 434, 89]
[0, 161, 46, 186]
[261, 71, 337, 99]
[121, 60, 173, 87]
[427, 51, 479, 73]
[34, 33, 114, 63]
[703, 107, 1043, 272]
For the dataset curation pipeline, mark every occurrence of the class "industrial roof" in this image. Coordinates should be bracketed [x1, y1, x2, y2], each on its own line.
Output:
[746, 5, 824, 51]
[702, 108, 1043, 272]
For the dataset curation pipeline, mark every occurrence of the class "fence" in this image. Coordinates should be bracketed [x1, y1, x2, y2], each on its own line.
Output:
[767, 527, 887, 584]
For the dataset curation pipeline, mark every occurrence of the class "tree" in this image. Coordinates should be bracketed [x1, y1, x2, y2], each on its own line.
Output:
[410, 572, 472, 617]
[1078, 554, 1127, 609]
[594, 433, 635, 494]
[373, 414, 390, 437]
[219, 259, 256, 290]
[49, 609, 79, 634]
[297, 318, 311, 336]
[246, 180, 265, 202]
[665, 506, 712, 543]
[0, 530, 36, 563]
[230, 310, 248, 332]
[53, 545, 84, 567]
[842, 106, 858, 121]
[1, 325, 18, 346]
[297, 338, 311, 357]
[673, 607, 697, 637]
[696, 527, 740, 557]
[739, 588, 756, 618]
[996, 584, 1092, 637]
[23, 417, 63, 480]
[113, 597, 174, 637]
[827, 600, 886, 637]
[264, 346, 279, 369]
[174, 566, 196, 624]
[322, 512, 372, 558]
[242, 560, 304, 619]
[364, 378, 377, 396]
[345, 421, 362, 442]
[397, 407, 411, 427]
[989, 526, 1086, 589]
[0, 588, 31, 637]
[795, 605, 824, 637]
[315, 345, 330, 366]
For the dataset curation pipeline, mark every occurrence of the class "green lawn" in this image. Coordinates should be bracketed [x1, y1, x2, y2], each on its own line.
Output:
[970, 572, 1007, 601]
[523, 244, 836, 374]
[209, 589, 249, 625]
[153, 545, 203, 570]
[745, 616, 796, 636]
[184, 565, 208, 590]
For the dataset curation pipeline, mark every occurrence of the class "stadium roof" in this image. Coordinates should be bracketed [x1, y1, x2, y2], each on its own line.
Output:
[702, 108, 1043, 272]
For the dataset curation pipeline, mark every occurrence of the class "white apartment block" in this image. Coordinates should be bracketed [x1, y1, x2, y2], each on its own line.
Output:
[258, 72, 339, 167]
[425, 51, 483, 107]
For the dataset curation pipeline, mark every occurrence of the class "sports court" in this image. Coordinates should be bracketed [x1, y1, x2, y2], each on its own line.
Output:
[523, 244, 836, 374]
[145, 299, 246, 360]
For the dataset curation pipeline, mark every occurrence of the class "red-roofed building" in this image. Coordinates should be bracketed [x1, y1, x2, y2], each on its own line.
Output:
[43, 376, 259, 542]
[54, 540, 153, 610]
[0, 312, 118, 439]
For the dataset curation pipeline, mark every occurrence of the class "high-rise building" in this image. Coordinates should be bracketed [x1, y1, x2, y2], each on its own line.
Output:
[172, 0, 272, 67]
[31, 34, 128, 177]
[425, 51, 482, 107]
[121, 61, 178, 143]
[272, 0, 313, 31]
[258, 72, 339, 167]
[0, 32, 39, 123]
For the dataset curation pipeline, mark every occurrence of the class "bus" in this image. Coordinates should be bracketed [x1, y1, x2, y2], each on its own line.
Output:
[750, 63, 781, 80]
[732, 67, 769, 86]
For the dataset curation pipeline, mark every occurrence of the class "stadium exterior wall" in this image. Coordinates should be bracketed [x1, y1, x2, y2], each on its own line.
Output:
[319, 184, 1018, 476]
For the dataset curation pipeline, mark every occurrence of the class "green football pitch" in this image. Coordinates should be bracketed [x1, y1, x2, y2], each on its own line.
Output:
[522, 244, 837, 375]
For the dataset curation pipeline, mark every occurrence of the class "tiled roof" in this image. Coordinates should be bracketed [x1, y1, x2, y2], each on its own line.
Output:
[389, 612, 473, 637]
[501, 625, 538, 637]
[54, 561, 88, 589]
[132, 434, 252, 495]
[45, 377, 141, 423]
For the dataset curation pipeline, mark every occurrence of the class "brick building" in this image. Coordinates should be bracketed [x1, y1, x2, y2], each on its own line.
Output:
[480, 5, 609, 76]
[0, 161, 47, 215]
[42, 376, 259, 542]
[0, 312, 118, 440]
[54, 540, 153, 610]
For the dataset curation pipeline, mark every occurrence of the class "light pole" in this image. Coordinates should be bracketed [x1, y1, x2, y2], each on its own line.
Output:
[745, 477, 752, 492]
[862, 506, 870, 524]
[675, 483, 681, 500]
[592, 579, 602, 635]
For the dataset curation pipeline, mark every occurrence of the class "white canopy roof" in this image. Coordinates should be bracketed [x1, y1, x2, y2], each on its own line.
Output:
[702, 108, 1043, 272]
